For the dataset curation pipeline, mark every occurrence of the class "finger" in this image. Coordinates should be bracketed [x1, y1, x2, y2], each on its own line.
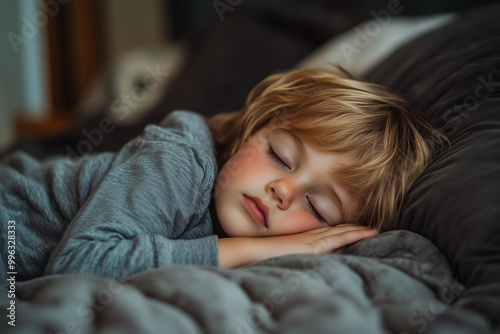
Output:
[314, 229, 378, 252]
[312, 229, 378, 254]
[326, 229, 379, 248]
[317, 224, 377, 236]
[335, 224, 378, 230]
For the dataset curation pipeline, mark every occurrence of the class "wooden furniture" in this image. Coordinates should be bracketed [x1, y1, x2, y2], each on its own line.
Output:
[15, 0, 104, 138]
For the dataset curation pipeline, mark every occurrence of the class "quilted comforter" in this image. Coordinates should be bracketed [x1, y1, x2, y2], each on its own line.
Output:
[3, 230, 484, 334]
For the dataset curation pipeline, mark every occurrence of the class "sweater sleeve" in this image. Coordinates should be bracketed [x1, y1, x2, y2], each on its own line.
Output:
[44, 111, 219, 280]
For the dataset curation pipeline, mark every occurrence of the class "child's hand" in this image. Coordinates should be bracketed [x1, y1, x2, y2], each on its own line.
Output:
[263, 224, 379, 257]
[218, 225, 378, 268]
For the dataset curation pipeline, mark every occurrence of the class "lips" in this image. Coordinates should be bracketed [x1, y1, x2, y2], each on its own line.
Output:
[243, 195, 269, 228]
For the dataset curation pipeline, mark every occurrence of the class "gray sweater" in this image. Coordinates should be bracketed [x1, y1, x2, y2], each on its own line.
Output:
[0, 111, 219, 282]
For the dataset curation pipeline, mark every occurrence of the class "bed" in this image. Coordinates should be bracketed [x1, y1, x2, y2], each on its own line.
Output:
[1, 2, 499, 333]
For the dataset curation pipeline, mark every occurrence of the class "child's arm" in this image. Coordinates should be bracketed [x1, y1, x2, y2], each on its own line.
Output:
[218, 225, 379, 269]
[45, 114, 220, 280]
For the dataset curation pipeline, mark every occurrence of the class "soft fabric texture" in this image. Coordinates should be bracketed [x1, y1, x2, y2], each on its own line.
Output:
[364, 2, 500, 288]
[0, 111, 219, 282]
[3, 230, 482, 334]
[364, 2, 500, 329]
[1, 3, 499, 333]
[296, 13, 456, 77]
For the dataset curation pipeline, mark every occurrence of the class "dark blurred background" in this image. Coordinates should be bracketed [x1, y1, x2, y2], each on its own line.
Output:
[0, 0, 497, 158]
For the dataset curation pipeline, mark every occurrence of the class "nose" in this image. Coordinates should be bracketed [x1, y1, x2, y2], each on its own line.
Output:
[266, 179, 296, 210]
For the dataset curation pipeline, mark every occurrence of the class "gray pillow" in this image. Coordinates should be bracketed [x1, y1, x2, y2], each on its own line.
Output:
[364, 3, 500, 288]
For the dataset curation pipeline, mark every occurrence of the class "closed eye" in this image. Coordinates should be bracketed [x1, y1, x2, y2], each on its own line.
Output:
[267, 146, 290, 169]
[306, 196, 328, 225]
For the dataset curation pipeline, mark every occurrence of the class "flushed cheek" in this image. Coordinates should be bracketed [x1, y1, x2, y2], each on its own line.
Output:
[230, 154, 273, 188]
[215, 155, 263, 194]
[272, 210, 323, 235]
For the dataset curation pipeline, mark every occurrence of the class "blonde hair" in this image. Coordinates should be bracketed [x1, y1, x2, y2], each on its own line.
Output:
[206, 68, 449, 231]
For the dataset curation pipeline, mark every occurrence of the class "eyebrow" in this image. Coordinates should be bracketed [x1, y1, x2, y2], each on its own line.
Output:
[277, 128, 347, 223]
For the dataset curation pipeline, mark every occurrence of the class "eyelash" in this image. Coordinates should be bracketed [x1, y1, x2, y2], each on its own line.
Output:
[267, 145, 328, 225]
[267, 146, 289, 169]
[306, 197, 327, 224]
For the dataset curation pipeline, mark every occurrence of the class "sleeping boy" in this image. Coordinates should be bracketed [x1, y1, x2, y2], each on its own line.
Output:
[0, 68, 446, 281]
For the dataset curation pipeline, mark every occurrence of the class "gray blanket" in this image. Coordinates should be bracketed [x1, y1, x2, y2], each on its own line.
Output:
[3, 230, 488, 334]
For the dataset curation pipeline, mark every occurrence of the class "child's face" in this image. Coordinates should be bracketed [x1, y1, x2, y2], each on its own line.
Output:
[214, 126, 360, 237]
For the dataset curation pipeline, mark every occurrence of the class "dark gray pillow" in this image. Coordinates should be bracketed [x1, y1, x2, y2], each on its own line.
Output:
[364, 2, 500, 289]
